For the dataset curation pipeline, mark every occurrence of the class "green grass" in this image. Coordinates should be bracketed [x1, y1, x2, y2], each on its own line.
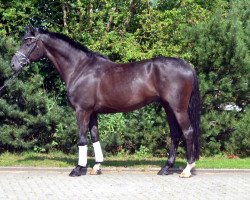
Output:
[0, 151, 249, 169]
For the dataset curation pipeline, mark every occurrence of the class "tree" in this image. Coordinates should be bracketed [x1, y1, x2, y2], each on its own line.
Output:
[1, 0, 248, 157]
[187, 0, 250, 156]
[0, 37, 78, 153]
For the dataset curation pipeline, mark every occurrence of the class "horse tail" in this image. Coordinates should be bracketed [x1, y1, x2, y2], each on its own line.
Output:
[188, 70, 201, 160]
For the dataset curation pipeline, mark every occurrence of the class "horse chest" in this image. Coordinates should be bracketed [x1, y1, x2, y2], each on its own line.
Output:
[67, 81, 97, 109]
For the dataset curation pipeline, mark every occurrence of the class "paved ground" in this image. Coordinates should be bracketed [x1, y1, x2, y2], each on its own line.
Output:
[0, 168, 249, 200]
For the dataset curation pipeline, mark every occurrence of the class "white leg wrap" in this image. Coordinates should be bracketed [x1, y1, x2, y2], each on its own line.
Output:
[180, 162, 196, 178]
[93, 141, 104, 163]
[183, 162, 196, 173]
[78, 145, 88, 167]
[93, 163, 101, 170]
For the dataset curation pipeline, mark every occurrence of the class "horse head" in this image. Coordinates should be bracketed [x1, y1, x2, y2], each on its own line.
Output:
[11, 25, 44, 72]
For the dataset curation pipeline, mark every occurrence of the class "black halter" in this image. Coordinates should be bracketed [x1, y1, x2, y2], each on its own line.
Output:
[14, 35, 40, 66]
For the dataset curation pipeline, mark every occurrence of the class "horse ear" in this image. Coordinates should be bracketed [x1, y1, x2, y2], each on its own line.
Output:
[26, 25, 36, 35]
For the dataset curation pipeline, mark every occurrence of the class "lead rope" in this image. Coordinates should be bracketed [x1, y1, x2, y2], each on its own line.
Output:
[0, 70, 21, 95]
[0, 35, 39, 96]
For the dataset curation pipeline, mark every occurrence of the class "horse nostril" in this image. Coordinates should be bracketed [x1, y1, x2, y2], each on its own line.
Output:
[10, 61, 18, 71]
[11, 62, 14, 69]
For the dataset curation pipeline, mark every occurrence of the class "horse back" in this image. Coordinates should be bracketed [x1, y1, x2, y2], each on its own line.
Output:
[95, 57, 194, 113]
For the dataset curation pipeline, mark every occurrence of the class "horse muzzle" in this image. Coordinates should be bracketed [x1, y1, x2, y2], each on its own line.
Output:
[11, 54, 25, 72]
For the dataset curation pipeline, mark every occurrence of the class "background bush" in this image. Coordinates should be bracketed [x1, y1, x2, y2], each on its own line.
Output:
[0, 0, 249, 157]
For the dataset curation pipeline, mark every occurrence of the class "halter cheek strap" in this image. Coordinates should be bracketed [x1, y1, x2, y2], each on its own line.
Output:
[15, 35, 40, 66]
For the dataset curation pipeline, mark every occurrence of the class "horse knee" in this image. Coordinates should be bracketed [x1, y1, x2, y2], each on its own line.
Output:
[91, 126, 99, 143]
[78, 137, 88, 146]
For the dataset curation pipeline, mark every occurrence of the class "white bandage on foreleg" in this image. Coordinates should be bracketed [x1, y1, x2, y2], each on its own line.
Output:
[93, 141, 104, 163]
[78, 145, 88, 167]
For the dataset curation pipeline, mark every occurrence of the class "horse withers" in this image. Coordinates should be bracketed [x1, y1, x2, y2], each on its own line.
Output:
[11, 26, 201, 178]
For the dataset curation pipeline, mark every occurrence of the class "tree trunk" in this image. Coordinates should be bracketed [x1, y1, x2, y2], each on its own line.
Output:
[87, 0, 94, 29]
[62, 3, 68, 28]
[106, 7, 116, 32]
[124, 0, 138, 31]
[147, 0, 150, 15]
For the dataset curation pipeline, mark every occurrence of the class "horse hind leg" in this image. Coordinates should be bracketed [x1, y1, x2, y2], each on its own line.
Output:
[89, 113, 103, 175]
[173, 110, 196, 178]
[158, 106, 182, 175]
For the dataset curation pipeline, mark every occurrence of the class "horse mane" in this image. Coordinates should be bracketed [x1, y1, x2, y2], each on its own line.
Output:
[38, 28, 109, 60]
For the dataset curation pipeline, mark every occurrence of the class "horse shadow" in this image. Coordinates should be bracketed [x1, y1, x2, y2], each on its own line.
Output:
[18, 154, 186, 170]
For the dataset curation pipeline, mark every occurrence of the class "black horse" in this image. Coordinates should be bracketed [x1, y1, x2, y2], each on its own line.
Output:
[11, 26, 201, 178]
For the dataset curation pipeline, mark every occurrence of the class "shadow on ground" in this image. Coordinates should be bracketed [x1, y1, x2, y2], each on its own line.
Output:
[18, 154, 186, 169]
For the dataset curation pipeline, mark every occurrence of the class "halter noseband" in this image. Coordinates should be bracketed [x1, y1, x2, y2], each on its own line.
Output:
[15, 35, 40, 66]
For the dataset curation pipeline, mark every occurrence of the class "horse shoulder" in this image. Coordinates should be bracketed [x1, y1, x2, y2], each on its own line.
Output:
[67, 67, 102, 110]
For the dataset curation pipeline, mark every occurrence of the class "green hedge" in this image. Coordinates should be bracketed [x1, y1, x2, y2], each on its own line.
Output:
[0, 0, 249, 157]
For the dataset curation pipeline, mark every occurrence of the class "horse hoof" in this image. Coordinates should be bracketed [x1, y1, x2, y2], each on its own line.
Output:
[179, 171, 192, 178]
[157, 167, 170, 175]
[90, 168, 102, 175]
[69, 165, 87, 177]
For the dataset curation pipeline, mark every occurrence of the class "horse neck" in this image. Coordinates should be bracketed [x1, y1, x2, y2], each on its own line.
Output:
[41, 35, 87, 86]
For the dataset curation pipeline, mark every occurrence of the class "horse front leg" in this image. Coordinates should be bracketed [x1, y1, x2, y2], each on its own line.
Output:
[89, 113, 104, 175]
[69, 110, 92, 177]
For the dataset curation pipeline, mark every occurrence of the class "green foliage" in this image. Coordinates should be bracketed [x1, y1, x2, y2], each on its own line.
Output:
[187, 0, 250, 156]
[98, 105, 171, 157]
[99, 113, 125, 154]
[0, 37, 77, 153]
[225, 109, 250, 157]
[0, 0, 249, 158]
[188, 0, 250, 111]
[200, 111, 236, 156]
[122, 104, 174, 157]
[135, 145, 152, 159]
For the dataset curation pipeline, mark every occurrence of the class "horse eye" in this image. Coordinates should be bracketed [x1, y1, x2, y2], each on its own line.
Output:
[26, 42, 32, 46]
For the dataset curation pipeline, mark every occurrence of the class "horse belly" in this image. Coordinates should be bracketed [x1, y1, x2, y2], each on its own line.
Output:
[97, 81, 158, 113]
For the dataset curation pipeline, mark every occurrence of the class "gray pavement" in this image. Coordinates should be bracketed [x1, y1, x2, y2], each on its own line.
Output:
[0, 168, 249, 200]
